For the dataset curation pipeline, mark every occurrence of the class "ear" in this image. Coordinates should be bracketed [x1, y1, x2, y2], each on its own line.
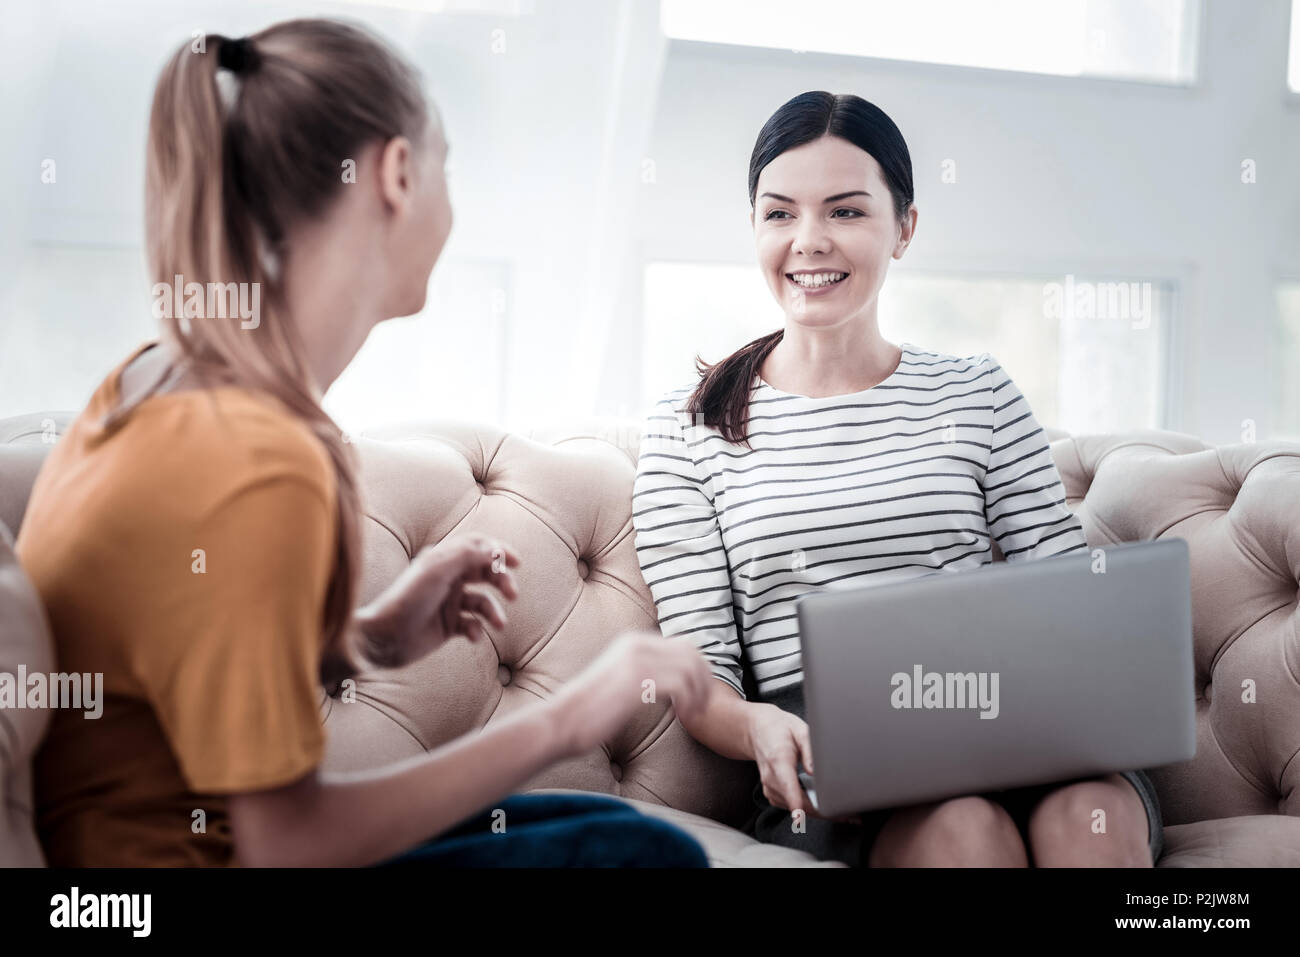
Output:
[893, 204, 918, 260]
[749, 208, 755, 229]
[377, 135, 415, 215]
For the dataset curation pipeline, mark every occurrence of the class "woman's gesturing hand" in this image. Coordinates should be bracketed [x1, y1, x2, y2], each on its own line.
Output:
[550, 631, 713, 757]
[353, 534, 521, 670]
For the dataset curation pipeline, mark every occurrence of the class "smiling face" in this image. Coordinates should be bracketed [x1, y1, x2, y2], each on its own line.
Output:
[751, 134, 915, 330]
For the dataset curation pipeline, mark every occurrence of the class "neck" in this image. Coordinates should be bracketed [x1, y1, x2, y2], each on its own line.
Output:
[766, 307, 897, 396]
[280, 220, 378, 397]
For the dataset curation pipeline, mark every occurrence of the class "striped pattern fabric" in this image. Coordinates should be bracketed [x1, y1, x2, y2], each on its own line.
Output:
[632, 341, 1089, 701]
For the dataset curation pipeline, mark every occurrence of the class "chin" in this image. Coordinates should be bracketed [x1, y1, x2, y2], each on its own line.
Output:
[395, 287, 429, 319]
[787, 301, 860, 326]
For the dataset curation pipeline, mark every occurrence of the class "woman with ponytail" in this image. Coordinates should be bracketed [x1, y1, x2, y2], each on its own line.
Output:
[632, 91, 1164, 868]
[17, 19, 711, 868]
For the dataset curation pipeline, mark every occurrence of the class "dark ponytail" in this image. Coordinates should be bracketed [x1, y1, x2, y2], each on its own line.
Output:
[684, 91, 914, 447]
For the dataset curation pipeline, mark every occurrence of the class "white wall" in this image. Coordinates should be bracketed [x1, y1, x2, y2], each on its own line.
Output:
[0, 0, 665, 429]
[1, 0, 1297, 444]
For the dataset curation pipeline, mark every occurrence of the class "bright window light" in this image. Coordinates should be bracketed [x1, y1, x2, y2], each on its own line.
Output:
[324, 259, 512, 435]
[661, 0, 1199, 85]
[642, 262, 1171, 435]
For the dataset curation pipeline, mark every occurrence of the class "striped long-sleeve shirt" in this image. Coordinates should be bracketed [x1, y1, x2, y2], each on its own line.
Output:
[631, 341, 1089, 702]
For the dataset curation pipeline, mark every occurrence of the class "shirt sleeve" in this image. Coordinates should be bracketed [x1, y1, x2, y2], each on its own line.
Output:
[983, 355, 1089, 562]
[632, 396, 747, 699]
[140, 473, 335, 793]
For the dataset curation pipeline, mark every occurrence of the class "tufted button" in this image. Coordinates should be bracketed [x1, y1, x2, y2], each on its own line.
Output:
[1202, 682, 1212, 704]
[497, 664, 511, 686]
[609, 761, 623, 782]
[576, 558, 590, 580]
[475, 479, 487, 494]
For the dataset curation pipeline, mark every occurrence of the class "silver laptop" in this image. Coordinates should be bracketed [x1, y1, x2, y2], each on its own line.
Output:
[794, 538, 1196, 818]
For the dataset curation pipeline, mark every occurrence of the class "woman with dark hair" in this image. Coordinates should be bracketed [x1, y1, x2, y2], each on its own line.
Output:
[17, 18, 713, 868]
[632, 91, 1163, 867]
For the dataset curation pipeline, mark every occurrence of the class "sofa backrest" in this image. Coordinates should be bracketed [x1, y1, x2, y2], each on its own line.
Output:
[319, 419, 756, 825]
[2, 411, 1298, 847]
[1042, 428, 1300, 824]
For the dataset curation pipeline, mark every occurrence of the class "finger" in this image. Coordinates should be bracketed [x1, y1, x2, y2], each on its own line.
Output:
[493, 542, 522, 569]
[772, 755, 806, 815]
[460, 587, 508, 629]
[457, 611, 489, 643]
[457, 569, 519, 609]
[437, 592, 461, 644]
[455, 540, 521, 599]
[760, 780, 786, 812]
[795, 720, 815, 776]
[463, 535, 521, 571]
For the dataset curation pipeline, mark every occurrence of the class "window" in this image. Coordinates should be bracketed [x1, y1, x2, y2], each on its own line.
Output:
[642, 262, 1172, 435]
[661, 0, 1200, 85]
[324, 259, 512, 436]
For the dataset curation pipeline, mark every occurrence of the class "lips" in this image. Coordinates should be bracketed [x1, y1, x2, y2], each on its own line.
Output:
[786, 271, 849, 295]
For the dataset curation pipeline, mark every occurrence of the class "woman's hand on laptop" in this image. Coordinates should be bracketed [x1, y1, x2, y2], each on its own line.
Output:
[353, 534, 521, 669]
[749, 706, 858, 822]
[750, 705, 818, 815]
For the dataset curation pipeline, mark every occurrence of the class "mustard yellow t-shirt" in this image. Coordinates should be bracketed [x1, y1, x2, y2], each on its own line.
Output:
[16, 343, 337, 866]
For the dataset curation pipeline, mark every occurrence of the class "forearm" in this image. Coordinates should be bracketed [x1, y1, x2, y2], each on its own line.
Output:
[676, 676, 766, 762]
[237, 698, 572, 867]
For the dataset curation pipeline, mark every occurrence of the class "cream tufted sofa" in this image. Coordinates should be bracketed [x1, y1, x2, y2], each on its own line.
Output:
[2, 411, 1300, 867]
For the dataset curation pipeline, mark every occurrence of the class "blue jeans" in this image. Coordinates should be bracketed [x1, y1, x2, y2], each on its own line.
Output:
[379, 793, 709, 868]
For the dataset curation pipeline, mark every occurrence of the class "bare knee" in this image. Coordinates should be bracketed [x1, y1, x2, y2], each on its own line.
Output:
[868, 795, 1028, 867]
[1028, 775, 1151, 867]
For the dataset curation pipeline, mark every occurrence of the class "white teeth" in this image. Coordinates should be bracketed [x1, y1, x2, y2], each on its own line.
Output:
[789, 272, 847, 287]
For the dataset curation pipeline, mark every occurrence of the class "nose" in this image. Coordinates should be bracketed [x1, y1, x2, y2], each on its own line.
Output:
[791, 215, 831, 258]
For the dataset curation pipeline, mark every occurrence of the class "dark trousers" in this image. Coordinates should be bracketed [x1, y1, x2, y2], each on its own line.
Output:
[380, 792, 709, 868]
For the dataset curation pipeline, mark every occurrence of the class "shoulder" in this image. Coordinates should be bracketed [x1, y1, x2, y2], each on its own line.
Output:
[900, 343, 1001, 397]
[126, 387, 337, 509]
[207, 390, 335, 499]
[904, 341, 993, 375]
[643, 381, 702, 430]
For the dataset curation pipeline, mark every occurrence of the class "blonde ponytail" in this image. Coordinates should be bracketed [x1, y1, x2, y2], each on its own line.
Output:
[124, 20, 430, 685]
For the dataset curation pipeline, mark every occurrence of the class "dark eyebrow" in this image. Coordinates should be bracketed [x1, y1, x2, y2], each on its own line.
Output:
[759, 190, 871, 204]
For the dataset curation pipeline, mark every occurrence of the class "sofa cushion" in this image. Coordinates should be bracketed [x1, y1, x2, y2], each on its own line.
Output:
[527, 788, 844, 867]
[1158, 814, 1300, 867]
